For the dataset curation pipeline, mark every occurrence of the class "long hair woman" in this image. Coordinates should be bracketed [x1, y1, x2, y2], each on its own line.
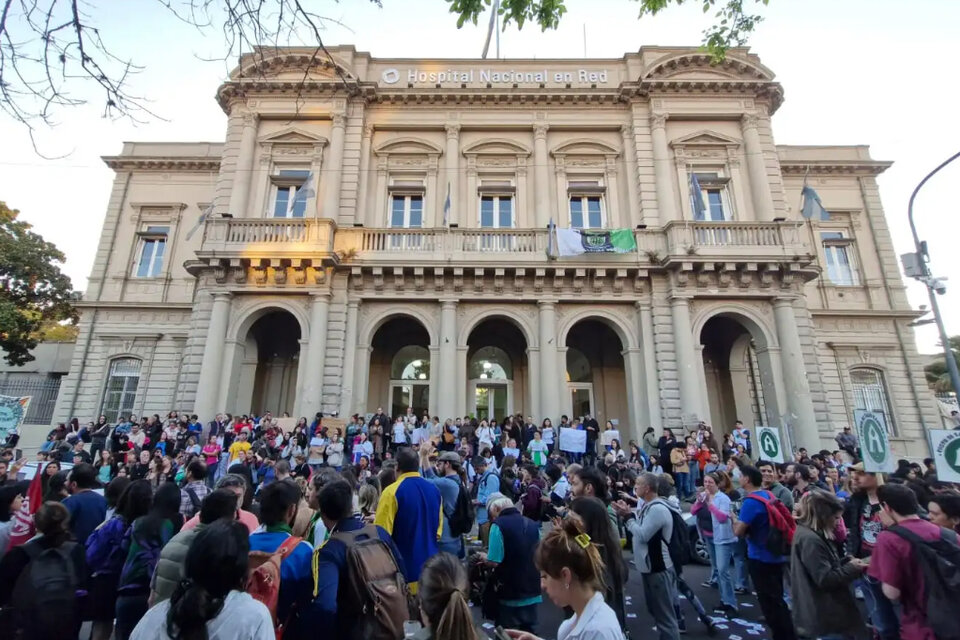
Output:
[569, 497, 628, 629]
[507, 513, 625, 640]
[790, 490, 866, 640]
[414, 551, 480, 640]
[115, 482, 181, 640]
[129, 519, 274, 640]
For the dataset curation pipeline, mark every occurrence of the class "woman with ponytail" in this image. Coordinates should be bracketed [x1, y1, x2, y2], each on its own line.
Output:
[507, 513, 625, 640]
[413, 551, 481, 640]
[130, 519, 273, 640]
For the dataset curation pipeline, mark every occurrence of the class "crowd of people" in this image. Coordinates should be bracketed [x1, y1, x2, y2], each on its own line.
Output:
[0, 407, 957, 640]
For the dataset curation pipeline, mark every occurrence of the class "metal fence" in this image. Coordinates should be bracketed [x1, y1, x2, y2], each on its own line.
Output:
[0, 374, 63, 425]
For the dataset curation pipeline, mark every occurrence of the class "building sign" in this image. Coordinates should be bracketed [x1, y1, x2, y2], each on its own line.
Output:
[930, 429, 960, 483]
[381, 67, 611, 87]
[854, 410, 894, 473]
[756, 427, 784, 463]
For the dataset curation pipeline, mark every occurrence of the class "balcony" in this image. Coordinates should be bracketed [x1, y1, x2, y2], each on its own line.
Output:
[194, 217, 810, 272]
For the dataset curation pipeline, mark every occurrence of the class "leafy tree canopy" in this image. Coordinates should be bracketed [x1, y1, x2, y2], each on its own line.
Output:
[924, 335, 960, 393]
[0, 202, 77, 366]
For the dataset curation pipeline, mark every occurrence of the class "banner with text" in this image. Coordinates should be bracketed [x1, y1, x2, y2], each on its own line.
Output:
[930, 429, 960, 483]
[555, 228, 637, 257]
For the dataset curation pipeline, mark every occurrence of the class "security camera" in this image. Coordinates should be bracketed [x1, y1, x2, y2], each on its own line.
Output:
[932, 278, 947, 295]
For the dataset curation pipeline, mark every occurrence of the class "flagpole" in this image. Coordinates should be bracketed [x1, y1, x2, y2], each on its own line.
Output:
[800, 166, 822, 297]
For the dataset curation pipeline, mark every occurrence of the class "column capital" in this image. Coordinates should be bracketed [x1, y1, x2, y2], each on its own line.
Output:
[240, 112, 258, 127]
[741, 113, 761, 131]
[620, 123, 638, 140]
[309, 291, 332, 302]
[634, 300, 653, 311]
[533, 123, 549, 140]
[362, 124, 374, 139]
[346, 299, 360, 310]
[773, 295, 798, 307]
[440, 298, 459, 309]
[445, 124, 461, 139]
[650, 112, 668, 131]
[211, 291, 233, 302]
[668, 293, 693, 304]
[332, 113, 347, 129]
[538, 299, 558, 309]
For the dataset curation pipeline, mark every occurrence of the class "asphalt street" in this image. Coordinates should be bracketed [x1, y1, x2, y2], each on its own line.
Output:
[472, 561, 774, 640]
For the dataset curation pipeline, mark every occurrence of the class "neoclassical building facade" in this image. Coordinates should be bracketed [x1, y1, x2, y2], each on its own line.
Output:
[53, 46, 939, 455]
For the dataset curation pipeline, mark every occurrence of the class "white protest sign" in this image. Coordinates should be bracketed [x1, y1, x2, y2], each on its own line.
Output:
[559, 427, 587, 453]
[600, 429, 621, 447]
[855, 410, 895, 473]
[756, 427, 785, 463]
[930, 429, 960, 483]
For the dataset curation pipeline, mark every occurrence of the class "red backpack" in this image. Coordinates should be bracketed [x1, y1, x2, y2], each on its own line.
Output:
[744, 492, 795, 556]
[246, 536, 302, 638]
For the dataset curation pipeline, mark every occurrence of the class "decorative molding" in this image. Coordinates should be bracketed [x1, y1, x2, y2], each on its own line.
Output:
[779, 161, 892, 177]
[101, 156, 220, 172]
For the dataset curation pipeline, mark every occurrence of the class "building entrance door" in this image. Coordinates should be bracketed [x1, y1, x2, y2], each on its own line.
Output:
[471, 381, 513, 421]
[569, 383, 595, 421]
[390, 382, 429, 420]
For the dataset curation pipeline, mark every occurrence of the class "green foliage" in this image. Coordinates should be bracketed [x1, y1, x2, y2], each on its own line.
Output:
[0, 202, 77, 366]
[445, 0, 769, 59]
[924, 335, 960, 393]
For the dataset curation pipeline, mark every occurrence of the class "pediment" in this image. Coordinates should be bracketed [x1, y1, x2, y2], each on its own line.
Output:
[550, 139, 619, 157]
[234, 51, 355, 82]
[670, 130, 741, 148]
[260, 127, 328, 146]
[462, 138, 531, 156]
[374, 137, 443, 156]
[644, 52, 774, 83]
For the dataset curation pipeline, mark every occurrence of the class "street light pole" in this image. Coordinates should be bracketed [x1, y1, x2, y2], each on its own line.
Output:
[907, 150, 960, 397]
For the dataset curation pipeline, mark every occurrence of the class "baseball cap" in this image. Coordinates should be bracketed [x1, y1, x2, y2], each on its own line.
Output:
[438, 451, 460, 463]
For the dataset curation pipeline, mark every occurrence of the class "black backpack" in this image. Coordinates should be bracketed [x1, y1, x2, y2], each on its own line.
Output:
[11, 540, 79, 639]
[650, 502, 692, 575]
[889, 525, 960, 640]
[447, 477, 476, 537]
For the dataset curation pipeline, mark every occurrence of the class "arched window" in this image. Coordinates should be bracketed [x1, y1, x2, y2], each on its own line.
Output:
[391, 345, 430, 381]
[566, 347, 592, 383]
[850, 367, 895, 434]
[469, 346, 512, 380]
[100, 358, 141, 423]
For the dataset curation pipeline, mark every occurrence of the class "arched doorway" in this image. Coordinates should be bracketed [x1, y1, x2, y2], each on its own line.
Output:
[565, 320, 627, 426]
[466, 318, 529, 420]
[240, 310, 301, 416]
[368, 316, 431, 418]
[700, 315, 770, 434]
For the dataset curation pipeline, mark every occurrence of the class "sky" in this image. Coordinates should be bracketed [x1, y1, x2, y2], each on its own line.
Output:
[1, 0, 959, 354]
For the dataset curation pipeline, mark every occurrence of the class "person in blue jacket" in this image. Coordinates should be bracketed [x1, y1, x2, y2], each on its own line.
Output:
[248, 480, 314, 638]
[306, 479, 404, 639]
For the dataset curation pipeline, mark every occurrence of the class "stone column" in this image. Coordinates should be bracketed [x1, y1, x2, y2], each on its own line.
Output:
[637, 302, 662, 431]
[538, 300, 561, 422]
[534, 124, 551, 228]
[357, 125, 374, 226]
[621, 124, 641, 226]
[622, 347, 645, 441]
[445, 125, 460, 227]
[322, 113, 347, 223]
[741, 114, 776, 219]
[773, 297, 820, 449]
[437, 300, 458, 420]
[228, 113, 258, 217]
[651, 113, 678, 222]
[670, 295, 702, 426]
[338, 299, 360, 417]
[194, 292, 232, 421]
[298, 293, 330, 418]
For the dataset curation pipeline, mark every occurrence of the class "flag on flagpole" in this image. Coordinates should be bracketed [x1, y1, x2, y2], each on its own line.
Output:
[8, 464, 43, 548]
[801, 184, 830, 221]
[443, 182, 451, 227]
[292, 172, 316, 217]
[185, 203, 214, 241]
[690, 172, 706, 221]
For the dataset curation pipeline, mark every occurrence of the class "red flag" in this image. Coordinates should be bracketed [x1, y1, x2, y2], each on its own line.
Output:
[8, 463, 44, 548]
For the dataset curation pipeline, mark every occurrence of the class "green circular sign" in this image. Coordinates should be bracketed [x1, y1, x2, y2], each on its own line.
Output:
[760, 430, 780, 458]
[861, 415, 888, 465]
[944, 437, 960, 475]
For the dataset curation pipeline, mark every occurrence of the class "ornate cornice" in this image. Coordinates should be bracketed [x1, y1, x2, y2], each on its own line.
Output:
[101, 156, 220, 172]
[780, 161, 892, 176]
